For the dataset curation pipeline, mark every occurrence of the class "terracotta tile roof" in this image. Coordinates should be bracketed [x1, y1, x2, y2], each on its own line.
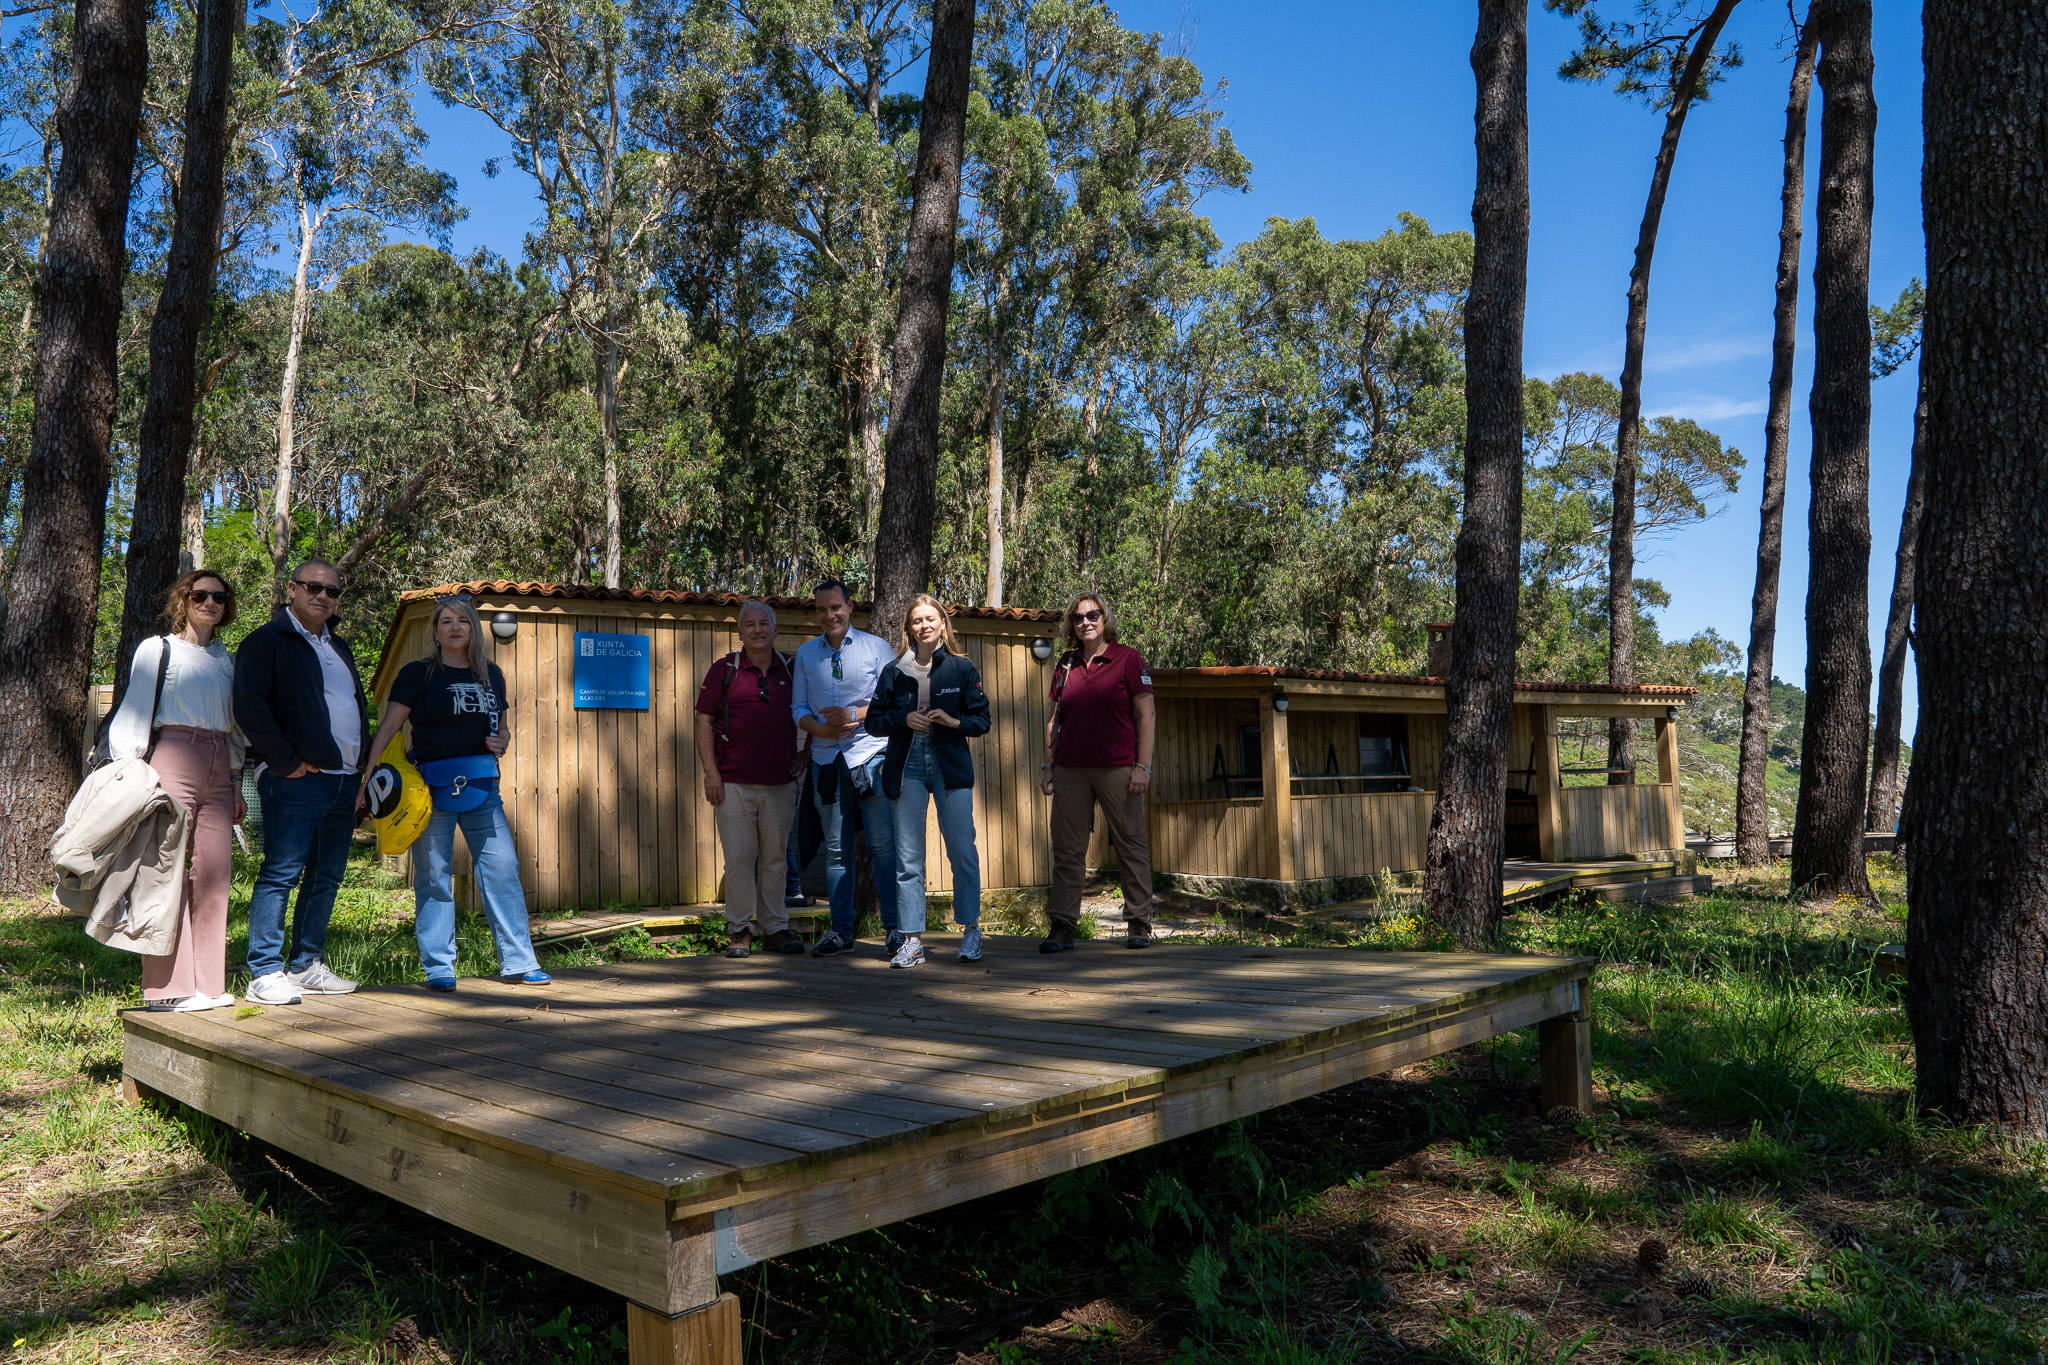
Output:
[1150, 665, 1698, 698]
[401, 580, 1065, 622]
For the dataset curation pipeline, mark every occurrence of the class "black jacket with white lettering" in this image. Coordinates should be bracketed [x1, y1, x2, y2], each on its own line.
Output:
[863, 648, 991, 798]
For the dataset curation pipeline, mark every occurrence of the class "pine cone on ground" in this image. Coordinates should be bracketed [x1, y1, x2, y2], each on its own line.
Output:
[1400, 1236, 1436, 1269]
[385, 1318, 422, 1360]
[1636, 1237, 1669, 1275]
[1545, 1105, 1584, 1126]
[1672, 1273, 1715, 1301]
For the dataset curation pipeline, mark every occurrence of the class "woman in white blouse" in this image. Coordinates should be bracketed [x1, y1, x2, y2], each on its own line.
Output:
[108, 570, 248, 1011]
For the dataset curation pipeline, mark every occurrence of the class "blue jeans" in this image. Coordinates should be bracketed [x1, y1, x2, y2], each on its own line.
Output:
[413, 783, 540, 978]
[893, 735, 980, 936]
[785, 822, 805, 900]
[247, 769, 360, 978]
[814, 754, 898, 941]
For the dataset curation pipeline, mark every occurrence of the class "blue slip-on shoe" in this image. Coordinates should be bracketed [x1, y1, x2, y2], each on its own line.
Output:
[810, 930, 856, 958]
[508, 970, 552, 985]
[426, 976, 458, 992]
[958, 925, 983, 962]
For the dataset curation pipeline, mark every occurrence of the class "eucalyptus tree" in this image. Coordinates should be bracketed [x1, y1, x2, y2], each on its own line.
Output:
[1865, 278, 1923, 834]
[1736, 7, 1818, 864]
[1790, 0, 1875, 900]
[254, 0, 465, 602]
[1907, 0, 2048, 1135]
[869, 0, 974, 642]
[1424, 0, 1528, 948]
[1545, 0, 1742, 783]
[0, 0, 149, 891]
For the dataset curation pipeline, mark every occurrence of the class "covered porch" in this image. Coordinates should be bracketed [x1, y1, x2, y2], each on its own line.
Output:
[1130, 667, 1694, 905]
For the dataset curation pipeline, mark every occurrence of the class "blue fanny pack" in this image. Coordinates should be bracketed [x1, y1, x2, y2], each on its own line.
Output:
[418, 754, 499, 812]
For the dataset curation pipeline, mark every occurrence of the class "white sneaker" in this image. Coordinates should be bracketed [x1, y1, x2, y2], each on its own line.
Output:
[247, 972, 303, 1005]
[288, 960, 357, 995]
[173, 993, 236, 1013]
[889, 936, 925, 969]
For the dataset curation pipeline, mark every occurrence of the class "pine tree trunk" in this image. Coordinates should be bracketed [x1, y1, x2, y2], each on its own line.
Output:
[1736, 20, 1819, 865]
[115, 0, 239, 709]
[1865, 373, 1924, 833]
[1423, 0, 1527, 949]
[0, 0, 150, 892]
[1906, 0, 2048, 1134]
[1605, 0, 1741, 785]
[1790, 0, 1875, 900]
[870, 0, 975, 642]
[601, 318, 622, 590]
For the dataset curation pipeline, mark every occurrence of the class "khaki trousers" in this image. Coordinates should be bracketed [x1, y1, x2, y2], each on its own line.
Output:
[715, 781, 797, 935]
[1049, 765, 1152, 931]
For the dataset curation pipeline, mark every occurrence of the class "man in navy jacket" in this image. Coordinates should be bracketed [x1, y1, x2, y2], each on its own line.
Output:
[232, 559, 369, 1005]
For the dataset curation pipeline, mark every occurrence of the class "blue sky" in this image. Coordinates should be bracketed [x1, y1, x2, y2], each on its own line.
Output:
[412, 2, 1924, 729]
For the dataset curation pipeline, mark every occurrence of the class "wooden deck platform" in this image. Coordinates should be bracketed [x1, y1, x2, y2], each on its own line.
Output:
[120, 940, 1594, 1362]
[1500, 857, 1686, 904]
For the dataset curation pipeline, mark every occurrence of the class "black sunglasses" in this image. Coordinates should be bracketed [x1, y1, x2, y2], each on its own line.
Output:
[293, 580, 343, 599]
[186, 589, 232, 605]
[1074, 608, 1103, 623]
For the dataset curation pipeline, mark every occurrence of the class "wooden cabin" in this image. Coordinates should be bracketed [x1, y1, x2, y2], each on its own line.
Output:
[370, 582, 1694, 913]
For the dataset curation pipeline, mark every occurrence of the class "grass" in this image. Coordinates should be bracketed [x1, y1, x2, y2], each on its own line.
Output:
[2, 847, 2043, 1365]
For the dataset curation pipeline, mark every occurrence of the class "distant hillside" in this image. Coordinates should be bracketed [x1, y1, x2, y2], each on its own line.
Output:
[1675, 675, 1908, 837]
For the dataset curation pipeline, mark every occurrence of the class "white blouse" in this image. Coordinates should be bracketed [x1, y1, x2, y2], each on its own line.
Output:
[109, 636, 248, 771]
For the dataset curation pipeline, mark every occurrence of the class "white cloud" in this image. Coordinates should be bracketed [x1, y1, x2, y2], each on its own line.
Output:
[1643, 332, 1770, 373]
[1647, 391, 1768, 423]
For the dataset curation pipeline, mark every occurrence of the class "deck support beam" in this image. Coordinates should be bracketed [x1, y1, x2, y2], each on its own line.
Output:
[1538, 977, 1595, 1116]
[1259, 693, 1295, 882]
[1532, 706, 1563, 862]
[627, 1292, 741, 1365]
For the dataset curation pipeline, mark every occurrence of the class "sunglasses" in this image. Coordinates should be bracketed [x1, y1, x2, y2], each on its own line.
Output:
[1074, 608, 1103, 623]
[186, 589, 231, 605]
[294, 580, 343, 599]
[435, 593, 473, 606]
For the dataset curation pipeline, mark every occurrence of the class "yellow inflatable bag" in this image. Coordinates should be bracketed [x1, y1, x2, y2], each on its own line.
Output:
[364, 740, 430, 856]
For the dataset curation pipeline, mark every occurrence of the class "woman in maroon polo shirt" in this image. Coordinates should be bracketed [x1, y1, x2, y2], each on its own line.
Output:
[1038, 591, 1157, 952]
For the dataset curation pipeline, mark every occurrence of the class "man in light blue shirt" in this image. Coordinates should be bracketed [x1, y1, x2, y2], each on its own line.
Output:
[791, 578, 900, 956]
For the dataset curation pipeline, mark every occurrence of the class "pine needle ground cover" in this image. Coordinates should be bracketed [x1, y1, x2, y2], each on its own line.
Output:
[4, 850, 2042, 1364]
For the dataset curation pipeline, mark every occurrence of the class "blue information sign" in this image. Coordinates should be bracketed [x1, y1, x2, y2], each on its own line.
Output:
[573, 631, 651, 710]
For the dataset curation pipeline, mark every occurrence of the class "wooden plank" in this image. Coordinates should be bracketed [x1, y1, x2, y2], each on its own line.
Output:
[538, 615, 563, 912]
[1259, 695, 1292, 883]
[122, 1025, 710, 1312]
[1539, 977, 1594, 1116]
[1655, 716, 1684, 850]
[627, 1293, 741, 1365]
[577, 614, 601, 911]
[1533, 705, 1562, 863]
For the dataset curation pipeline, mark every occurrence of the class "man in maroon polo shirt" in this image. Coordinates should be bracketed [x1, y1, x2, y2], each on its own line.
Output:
[695, 601, 807, 958]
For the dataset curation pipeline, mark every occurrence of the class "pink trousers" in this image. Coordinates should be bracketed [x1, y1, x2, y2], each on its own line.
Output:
[140, 727, 235, 1001]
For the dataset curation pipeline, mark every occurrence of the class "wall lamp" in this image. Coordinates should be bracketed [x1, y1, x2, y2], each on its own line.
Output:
[1030, 637, 1054, 663]
[491, 611, 519, 642]
[1272, 693, 1290, 714]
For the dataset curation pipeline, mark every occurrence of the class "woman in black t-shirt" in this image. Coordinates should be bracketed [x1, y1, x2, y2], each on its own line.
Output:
[359, 599, 549, 991]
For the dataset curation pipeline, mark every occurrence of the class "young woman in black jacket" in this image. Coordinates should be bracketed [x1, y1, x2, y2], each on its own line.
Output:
[864, 595, 992, 966]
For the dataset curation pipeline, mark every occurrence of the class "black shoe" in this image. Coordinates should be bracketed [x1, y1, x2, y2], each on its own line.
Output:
[1039, 927, 1077, 954]
[811, 930, 856, 957]
[785, 894, 812, 908]
[885, 930, 906, 957]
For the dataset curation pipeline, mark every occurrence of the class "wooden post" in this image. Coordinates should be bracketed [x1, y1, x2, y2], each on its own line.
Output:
[1538, 975, 1595, 1116]
[1532, 705, 1563, 862]
[627, 1293, 741, 1365]
[121, 1073, 164, 1107]
[1655, 714, 1684, 852]
[1259, 693, 1295, 884]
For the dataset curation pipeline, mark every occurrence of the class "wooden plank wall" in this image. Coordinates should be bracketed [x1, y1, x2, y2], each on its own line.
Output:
[1290, 791, 1434, 880]
[1410, 714, 1445, 789]
[1556, 783, 1677, 860]
[1147, 799, 1268, 878]
[1152, 698, 1259, 802]
[375, 597, 1066, 913]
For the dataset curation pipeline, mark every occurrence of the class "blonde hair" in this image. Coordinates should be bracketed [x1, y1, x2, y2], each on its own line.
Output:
[899, 593, 960, 654]
[424, 598, 493, 689]
[1060, 590, 1118, 651]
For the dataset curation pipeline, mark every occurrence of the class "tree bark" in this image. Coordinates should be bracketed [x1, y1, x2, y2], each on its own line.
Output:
[114, 0, 240, 711]
[1790, 0, 1875, 900]
[984, 331, 1006, 607]
[870, 0, 975, 644]
[0, 0, 150, 892]
[1735, 19, 1818, 865]
[1605, 0, 1742, 785]
[1904, 0, 2048, 1134]
[1422, 0, 1527, 949]
[269, 201, 318, 606]
[1865, 372, 1924, 833]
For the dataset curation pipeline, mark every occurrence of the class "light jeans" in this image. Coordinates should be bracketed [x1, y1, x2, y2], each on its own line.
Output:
[814, 753, 898, 941]
[714, 781, 797, 935]
[893, 735, 980, 936]
[413, 782, 541, 978]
